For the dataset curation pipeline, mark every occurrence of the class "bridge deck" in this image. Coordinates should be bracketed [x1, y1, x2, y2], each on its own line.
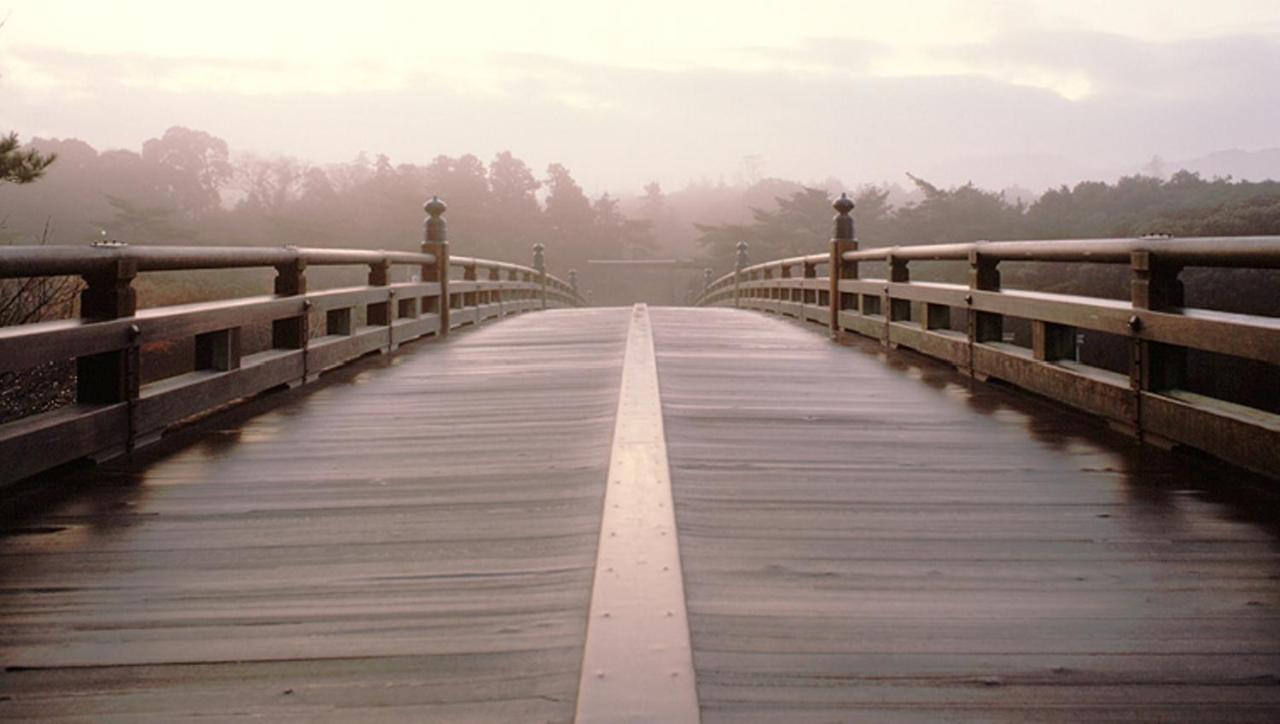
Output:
[654, 308, 1280, 721]
[1, 309, 630, 722]
[3, 307, 1280, 721]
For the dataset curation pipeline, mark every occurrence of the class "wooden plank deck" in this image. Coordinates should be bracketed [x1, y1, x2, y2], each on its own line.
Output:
[0, 308, 630, 722]
[650, 307, 1280, 722]
[4, 305, 1280, 722]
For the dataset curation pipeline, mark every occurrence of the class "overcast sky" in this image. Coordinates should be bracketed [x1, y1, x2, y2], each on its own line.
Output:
[2, 1, 1279, 194]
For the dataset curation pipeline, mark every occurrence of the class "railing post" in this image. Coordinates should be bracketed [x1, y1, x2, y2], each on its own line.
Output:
[367, 259, 393, 351]
[966, 248, 1000, 377]
[489, 266, 502, 317]
[884, 253, 910, 345]
[829, 193, 857, 339]
[422, 196, 449, 336]
[533, 243, 548, 310]
[463, 260, 478, 318]
[703, 268, 712, 295]
[569, 269, 578, 302]
[77, 257, 139, 407]
[734, 241, 749, 309]
[270, 253, 309, 384]
[272, 256, 308, 350]
[1130, 251, 1186, 431]
[803, 259, 817, 310]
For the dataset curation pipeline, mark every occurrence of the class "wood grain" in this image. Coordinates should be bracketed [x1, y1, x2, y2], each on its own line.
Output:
[650, 307, 1280, 722]
[5, 305, 1280, 721]
[0, 308, 630, 721]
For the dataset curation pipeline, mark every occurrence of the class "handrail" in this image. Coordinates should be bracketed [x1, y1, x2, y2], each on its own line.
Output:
[0, 245, 437, 277]
[449, 255, 527, 276]
[841, 236, 1280, 267]
[693, 193, 1280, 479]
[0, 197, 587, 486]
[697, 237, 1280, 300]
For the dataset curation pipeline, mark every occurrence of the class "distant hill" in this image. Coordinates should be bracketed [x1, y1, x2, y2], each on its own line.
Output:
[909, 148, 1280, 196]
[1168, 148, 1280, 182]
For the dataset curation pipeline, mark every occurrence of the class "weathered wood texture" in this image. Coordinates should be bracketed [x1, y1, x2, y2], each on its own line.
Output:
[0, 308, 629, 721]
[696, 235, 1280, 479]
[0, 240, 588, 487]
[651, 307, 1280, 722]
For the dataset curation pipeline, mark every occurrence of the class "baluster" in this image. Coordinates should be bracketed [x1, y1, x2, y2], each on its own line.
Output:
[966, 249, 1001, 378]
[803, 259, 818, 312]
[270, 254, 309, 384]
[77, 257, 140, 452]
[533, 243, 548, 310]
[489, 266, 502, 317]
[734, 241, 749, 309]
[271, 256, 307, 350]
[1130, 251, 1187, 433]
[366, 259, 392, 351]
[776, 263, 789, 312]
[885, 254, 911, 345]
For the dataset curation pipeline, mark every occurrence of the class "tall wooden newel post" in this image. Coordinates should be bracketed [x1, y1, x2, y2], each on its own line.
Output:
[533, 243, 548, 310]
[829, 192, 858, 339]
[422, 196, 449, 337]
[734, 241, 749, 309]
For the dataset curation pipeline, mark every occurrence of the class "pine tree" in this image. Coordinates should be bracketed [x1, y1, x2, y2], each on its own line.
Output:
[0, 133, 56, 185]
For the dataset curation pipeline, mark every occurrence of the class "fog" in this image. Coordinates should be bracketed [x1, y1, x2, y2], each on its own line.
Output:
[3, 1, 1280, 195]
[2, 1, 1279, 308]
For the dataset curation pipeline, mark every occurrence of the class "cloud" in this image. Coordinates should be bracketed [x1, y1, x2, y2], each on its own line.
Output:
[724, 37, 889, 74]
[947, 30, 1280, 101]
[0, 46, 406, 94]
[2, 30, 1278, 194]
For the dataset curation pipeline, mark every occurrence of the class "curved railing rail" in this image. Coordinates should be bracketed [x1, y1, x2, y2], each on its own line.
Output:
[0, 197, 586, 486]
[695, 194, 1280, 478]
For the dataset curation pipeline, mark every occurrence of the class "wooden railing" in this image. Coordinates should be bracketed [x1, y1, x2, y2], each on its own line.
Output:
[0, 197, 586, 485]
[695, 194, 1280, 478]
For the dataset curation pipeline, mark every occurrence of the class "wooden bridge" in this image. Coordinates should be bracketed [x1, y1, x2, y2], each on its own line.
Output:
[2, 197, 1280, 721]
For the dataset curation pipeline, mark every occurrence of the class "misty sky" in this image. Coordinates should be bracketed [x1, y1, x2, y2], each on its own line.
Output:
[2, 1, 1279, 194]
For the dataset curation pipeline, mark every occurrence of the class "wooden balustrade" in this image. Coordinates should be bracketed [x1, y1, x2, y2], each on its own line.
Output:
[0, 198, 586, 486]
[695, 195, 1280, 478]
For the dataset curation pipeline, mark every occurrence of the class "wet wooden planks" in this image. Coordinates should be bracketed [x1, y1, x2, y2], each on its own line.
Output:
[650, 307, 1280, 722]
[0, 308, 630, 722]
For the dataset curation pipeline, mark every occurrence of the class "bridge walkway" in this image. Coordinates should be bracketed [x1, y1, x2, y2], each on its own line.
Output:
[1, 309, 631, 722]
[654, 307, 1280, 721]
[3, 307, 1280, 721]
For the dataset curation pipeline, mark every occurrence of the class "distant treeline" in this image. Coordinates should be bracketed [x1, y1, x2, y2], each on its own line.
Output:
[4, 125, 1280, 282]
[0, 127, 654, 278]
[695, 173, 1280, 269]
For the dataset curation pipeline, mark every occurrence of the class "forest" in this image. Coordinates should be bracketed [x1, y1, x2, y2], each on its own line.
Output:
[5, 126, 1280, 283]
[2, 126, 1280, 419]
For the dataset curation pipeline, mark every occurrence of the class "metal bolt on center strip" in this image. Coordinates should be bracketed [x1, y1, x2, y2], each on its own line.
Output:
[575, 304, 700, 723]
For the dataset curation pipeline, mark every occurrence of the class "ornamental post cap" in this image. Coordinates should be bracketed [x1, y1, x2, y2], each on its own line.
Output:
[833, 192, 855, 214]
[736, 240, 749, 251]
[424, 196, 447, 216]
[533, 242, 546, 251]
